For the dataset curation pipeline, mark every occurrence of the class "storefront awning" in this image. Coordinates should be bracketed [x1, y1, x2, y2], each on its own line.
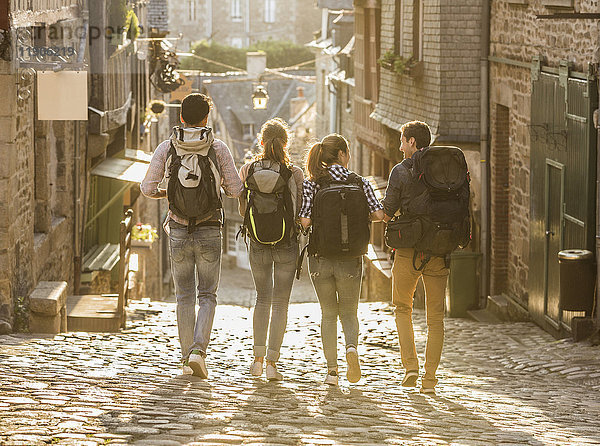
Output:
[91, 157, 149, 183]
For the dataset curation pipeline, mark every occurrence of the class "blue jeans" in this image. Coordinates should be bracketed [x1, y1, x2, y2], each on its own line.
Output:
[169, 222, 222, 361]
[308, 255, 362, 369]
[249, 240, 298, 362]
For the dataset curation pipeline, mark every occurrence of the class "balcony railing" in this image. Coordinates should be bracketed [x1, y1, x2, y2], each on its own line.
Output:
[106, 45, 132, 112]
[12, 0, 78, 12]
[11, 0, 79, 27]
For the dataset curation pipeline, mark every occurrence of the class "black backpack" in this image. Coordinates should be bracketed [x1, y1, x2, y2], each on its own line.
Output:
[385, 146, 470, 268]
[166, 141, 222, 232]
[241, 160, 295, 245]
[308, 173, 370, 259]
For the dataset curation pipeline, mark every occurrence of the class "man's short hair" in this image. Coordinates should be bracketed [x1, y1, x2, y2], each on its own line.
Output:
[401, 121, 431, 149]
[181, 93, 212, 125]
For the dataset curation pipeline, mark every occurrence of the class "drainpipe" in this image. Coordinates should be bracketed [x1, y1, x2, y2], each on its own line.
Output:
[480, 0, 491, 303]
[74, 3, 89, 294]
[329, 30, 338, 134]
[596, 71, 600, 324]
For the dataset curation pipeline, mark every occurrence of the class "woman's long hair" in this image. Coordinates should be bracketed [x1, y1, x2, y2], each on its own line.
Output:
[255, 117, 291, 167]
[306, 133, 349, 181]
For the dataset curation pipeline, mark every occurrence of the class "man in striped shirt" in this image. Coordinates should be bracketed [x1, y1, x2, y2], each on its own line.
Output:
[141, 93, 243, 378]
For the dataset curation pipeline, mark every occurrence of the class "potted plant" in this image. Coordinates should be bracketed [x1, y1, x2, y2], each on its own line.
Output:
[377, 50, 424, 78]
[131, 223, 158, 247]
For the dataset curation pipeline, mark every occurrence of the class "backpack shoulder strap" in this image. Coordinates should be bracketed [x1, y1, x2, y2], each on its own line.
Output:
[279, 163, 293, 182]
[207, 143, 218, 168]
[167, 141, 180, 175]
[246, 160, 259, 180]
[398, 157, 417, 181]
[315, 175, 329, 189]
[346, 172, 363, 186]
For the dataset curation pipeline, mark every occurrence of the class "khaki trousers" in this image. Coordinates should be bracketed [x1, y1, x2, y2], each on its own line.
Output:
[392, 248, 449, 388]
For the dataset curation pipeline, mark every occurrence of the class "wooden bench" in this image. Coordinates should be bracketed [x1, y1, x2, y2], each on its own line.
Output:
[67, 209, 134, 332]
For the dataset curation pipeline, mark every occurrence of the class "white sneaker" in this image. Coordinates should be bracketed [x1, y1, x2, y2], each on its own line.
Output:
[346, 347, 361, 383]
[188, 350, 208, 378]
[324, 370, 338, 386]
[250, 360, 263, 377]
[182, 363, 193, 375]
[266, 363, 283, 381]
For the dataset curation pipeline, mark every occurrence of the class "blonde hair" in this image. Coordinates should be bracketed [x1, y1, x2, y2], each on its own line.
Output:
[255, 117, 291, 167]
[306, 133, 349, 181]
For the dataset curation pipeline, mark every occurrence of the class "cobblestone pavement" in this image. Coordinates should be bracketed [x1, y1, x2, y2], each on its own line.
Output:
[1, 271, 600, 445]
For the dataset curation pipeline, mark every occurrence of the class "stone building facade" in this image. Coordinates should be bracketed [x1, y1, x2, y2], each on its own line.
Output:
[0, 2, 86, 333]
[355, 0, 484, 302]
[168, 0, 321, 49]
[489, 0, 600, 335]
[0, 0, 171, 333]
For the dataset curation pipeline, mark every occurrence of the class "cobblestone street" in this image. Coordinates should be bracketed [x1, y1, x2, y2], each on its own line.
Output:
[1, 268, 600, 446]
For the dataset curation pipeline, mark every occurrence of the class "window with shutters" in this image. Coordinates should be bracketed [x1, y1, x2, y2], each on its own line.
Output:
[231, 0, 242, 21]
[264, 0, 275, 23]
[394, 0, 403, 56]
[188, 0, 196, 22]
[412, 0, 423, 61]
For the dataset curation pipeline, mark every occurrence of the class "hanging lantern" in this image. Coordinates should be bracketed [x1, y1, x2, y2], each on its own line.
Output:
[252, 84, 269, 110]
[148, 99, 166, 116]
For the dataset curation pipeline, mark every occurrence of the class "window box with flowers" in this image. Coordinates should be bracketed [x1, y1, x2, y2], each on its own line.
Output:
[377, 50, 424, 79]
[131, 223, 158, 247]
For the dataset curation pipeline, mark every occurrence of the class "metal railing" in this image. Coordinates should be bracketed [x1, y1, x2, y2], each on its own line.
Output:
[12, 0, 78, 12]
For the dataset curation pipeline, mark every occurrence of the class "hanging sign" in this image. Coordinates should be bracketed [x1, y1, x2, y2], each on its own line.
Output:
[37, 70, 88, 120]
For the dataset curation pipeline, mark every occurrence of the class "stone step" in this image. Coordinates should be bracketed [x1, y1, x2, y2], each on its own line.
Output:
[467, 308, 503, 324]
[29, 281, 68, 334]
[486, 294, 530, 322]
[66, 294, 124, 332]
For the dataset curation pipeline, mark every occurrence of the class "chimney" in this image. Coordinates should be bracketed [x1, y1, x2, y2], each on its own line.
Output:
[290, 86, 308, 120]
[246, 51, 267, 78]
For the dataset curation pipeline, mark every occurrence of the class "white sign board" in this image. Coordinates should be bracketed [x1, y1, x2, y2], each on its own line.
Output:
[37, 71, 88, 121]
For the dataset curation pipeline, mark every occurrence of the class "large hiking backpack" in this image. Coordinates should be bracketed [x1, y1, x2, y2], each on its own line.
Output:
[308, 173, 370, 259]
[385, 146, 471, 266]
[166, 138, 222, 232]
[242, 159, 295, 245]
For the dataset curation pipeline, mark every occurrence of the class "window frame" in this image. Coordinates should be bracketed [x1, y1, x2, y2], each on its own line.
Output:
[264, 0, 276, 23]
[231, 0, 243, 21]
[393, 0, 403, 56]
[412, 0, 423, 61]
[242, 123, 254, 139]
[188, 0, 196, 22]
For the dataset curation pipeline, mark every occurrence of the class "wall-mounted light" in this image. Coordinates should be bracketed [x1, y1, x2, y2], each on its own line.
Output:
[252, 83, 269, 110]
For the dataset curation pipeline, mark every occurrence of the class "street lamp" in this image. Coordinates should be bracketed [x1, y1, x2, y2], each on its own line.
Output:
[252, 83, 269, 110]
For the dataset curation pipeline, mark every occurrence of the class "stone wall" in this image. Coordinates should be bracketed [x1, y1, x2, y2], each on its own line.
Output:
[0, 18, 85, 332]
[489, 0, 600, 305]
[491, 0, 599, 71]
[0, 61, 19, 330]
[168, 0, 321, 50]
